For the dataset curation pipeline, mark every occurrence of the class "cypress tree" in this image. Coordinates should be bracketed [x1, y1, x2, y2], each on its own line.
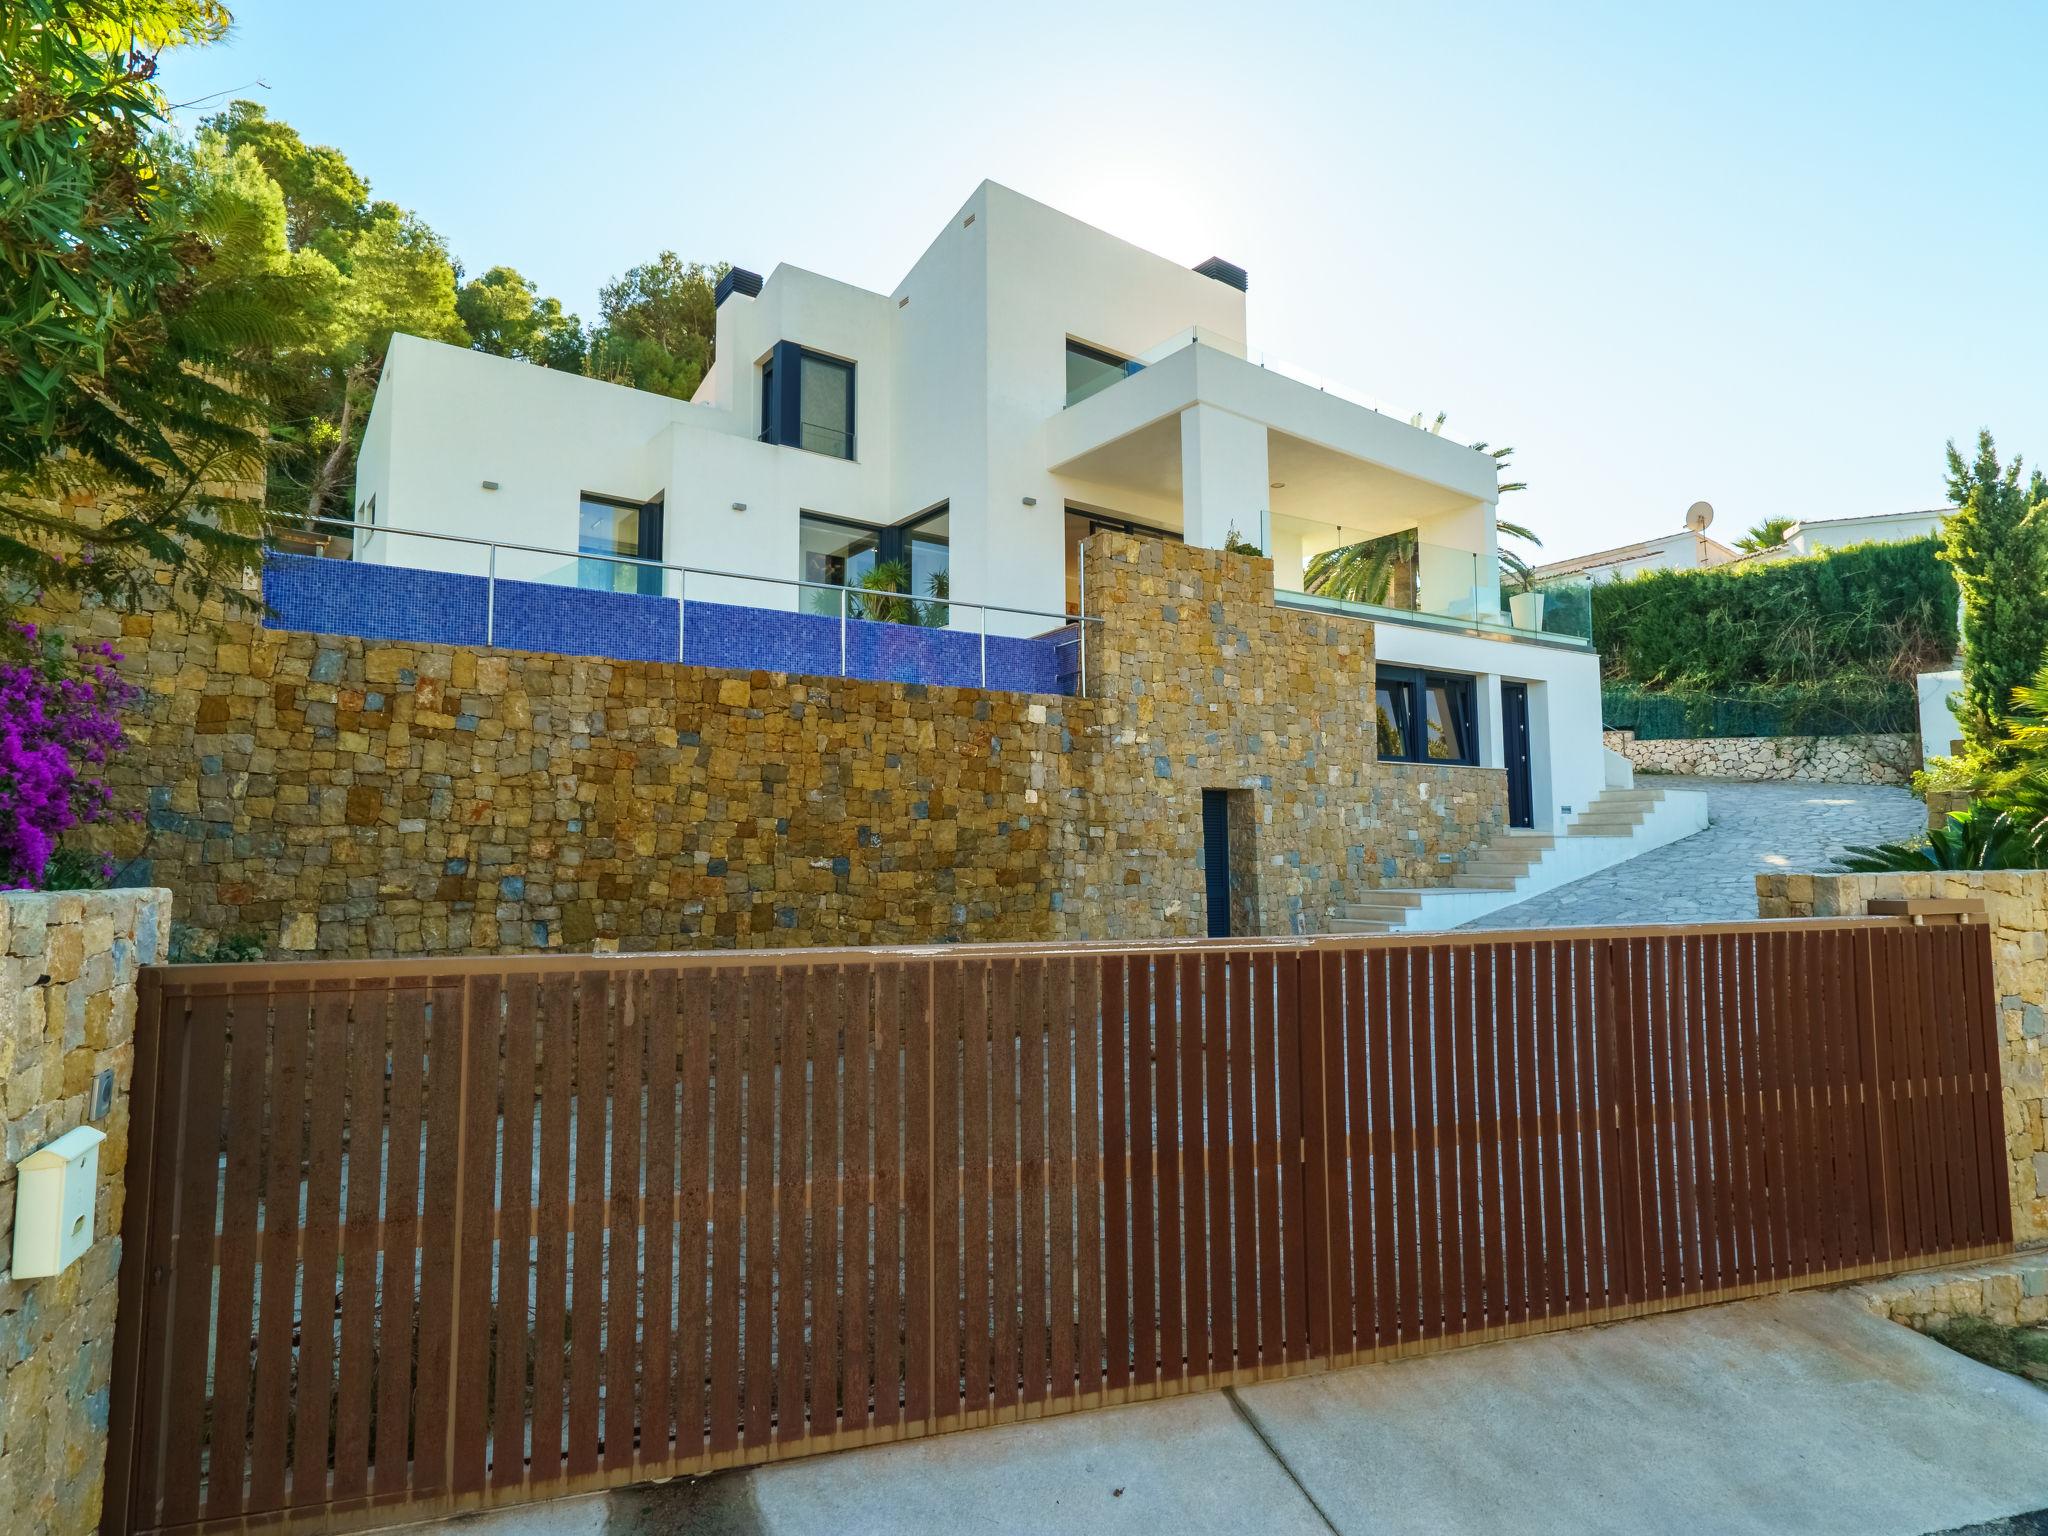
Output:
[1941, 429, 2048, 769]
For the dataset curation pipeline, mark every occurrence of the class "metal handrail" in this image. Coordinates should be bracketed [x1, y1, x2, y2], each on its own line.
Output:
[269, 513, 1098, 693]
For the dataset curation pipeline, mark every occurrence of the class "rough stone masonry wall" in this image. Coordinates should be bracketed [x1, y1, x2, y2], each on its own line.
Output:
[1604, 728, 1917, 785]
[30, 538, 1501, 956]
[1755, 870, 2048, 1243]
[1079, 533, 1505, 938]
[0, 889, 169, 1536]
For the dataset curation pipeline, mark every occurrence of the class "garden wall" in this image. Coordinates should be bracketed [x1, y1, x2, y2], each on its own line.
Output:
[1755, 870, 2048, 1243]
[1604, 728, 1917, 785]
[0, 889, 169, 1536]
[33, 539, 1502, 957]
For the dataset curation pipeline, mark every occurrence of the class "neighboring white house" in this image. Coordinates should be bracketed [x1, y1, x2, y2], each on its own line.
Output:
[1733, 507, 1953, 564]
[348, 180, 1619, 834]
[1530, 527, 1740, 585]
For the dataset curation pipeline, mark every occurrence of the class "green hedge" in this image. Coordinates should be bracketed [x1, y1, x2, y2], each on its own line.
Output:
[1602, 681, 1919, 740]
[1591, 536, 1958, 688]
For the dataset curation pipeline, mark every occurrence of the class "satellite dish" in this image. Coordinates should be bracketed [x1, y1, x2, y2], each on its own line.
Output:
[1685, 500, 1714, 533]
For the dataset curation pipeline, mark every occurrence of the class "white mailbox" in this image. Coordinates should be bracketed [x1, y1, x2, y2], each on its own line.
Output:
[11, 1124, 106, 1279]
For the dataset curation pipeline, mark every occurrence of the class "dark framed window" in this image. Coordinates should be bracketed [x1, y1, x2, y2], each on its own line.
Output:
[761, 342, 855, 460]
[578, 492, 663, 596]
[1065, 338, 1138, 407]
[1376, 665, 1477, 765]
[799, 504, 950, 616]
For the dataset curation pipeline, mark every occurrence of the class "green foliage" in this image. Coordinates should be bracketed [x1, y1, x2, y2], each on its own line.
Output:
[585, 253, 724, 401]
[456, 266, 584, 369]
[1941, 430, 2048, 770]
[1592, 535, 1958, 689]
[1925, 1315, 2048, 1383]
[1223, 525, 1263, 558]
[1602, 680, 1917, 740]
[1735, 516, 1794, 553]
[167, 921, 263, 963]
[1837, 805, 2048, 872]
[1304, 528, 1414, 605]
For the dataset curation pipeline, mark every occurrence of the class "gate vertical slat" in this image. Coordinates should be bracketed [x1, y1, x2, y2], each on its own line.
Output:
[679, 967, 717, 1459]
[1830, 932, 1874, 1267]
[411, 979, 468, 1495]
[1200, 953, 1233, 1375]
[1596, 939, 1640, 1310]
[1887, 928, 1929, 1263]
[903, 963, 935, 1425]
[810, 968, 844, 1438]
[154, 987, 232, 1527]
[775, 969, 808, 1442]
[1175, 953, 1209, 1383]
[1719, 935, 1758, 1290]
[962, 961, 994, 1416]
[1638, 946, 1671, 1302]
[992, 958, 1022, 1414]
[1223, 954, 1256, 1365]
[842, 966, 873, 1433]
[1791, 930, 1828, 1278]
[1512, 941, 1547, 1324]
[1300, 951, 1340, 1363]
[1425, 945, 1457, 1340]
[1703, 936, 1742, 1291]
[491, 976, 539, 1491]
[293, 988, 351, 1508]
[602, 972, 644, 1475]
[453, 976, 501, 1493]
[529, 975, 573, 1483]
[1749, 932, 1787, 1287]
[1388, 948, 1423, 1346]
[929, 961, 962, 1419]
[872, 967, 906, 1431]
[566, 974, 607, 1475]
[1274, 951, 1311, 1365]
[332, 982, 390, 1507]
[1153, 956, 1187, 1390]
[1907, 933, 1954, 1253]
[1856, 931, 1901, 1266]
[1814, 931, 1851, 1274]
[1947, 928, 1991, 1247]
[1681, 936, 1719, 1292]
[1364, 948, 1398, 1353]
[1472, 944, 1508, 1334]
[201, 981, 270, 1520]
[1560, 940, 1596, 1316]
[703, 972, 740, 1457]
[1048, 958, 1079, 1403]
[1250, 954, 1284, 1369]
[641, 971, 679, 1467]
[1128, 955, 1160, 1391]
[1970, 924, 2016, 1247]
[741, 968, 775, 1450]
[1075, 958, 1105, 1402]
[245, 986, 310, 1513]
[373, 988, 427, 1497]
[1100, 956, 1130, 1394]
[1021, 959, 1051, 1408]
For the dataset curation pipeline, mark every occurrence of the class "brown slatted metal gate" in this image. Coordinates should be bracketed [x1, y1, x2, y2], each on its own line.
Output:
[104, 920, 2011, 1536]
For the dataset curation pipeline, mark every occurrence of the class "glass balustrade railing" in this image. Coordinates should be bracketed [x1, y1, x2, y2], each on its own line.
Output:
[1269, 524, 1592, 645]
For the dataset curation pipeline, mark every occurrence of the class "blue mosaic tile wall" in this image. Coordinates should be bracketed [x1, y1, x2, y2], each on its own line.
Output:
[261, 553, 1078, 696]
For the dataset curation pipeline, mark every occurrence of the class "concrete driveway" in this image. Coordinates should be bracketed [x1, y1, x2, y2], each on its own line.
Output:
[429, 1287, 2048, 1536]
[1462, 776, 1927, 931]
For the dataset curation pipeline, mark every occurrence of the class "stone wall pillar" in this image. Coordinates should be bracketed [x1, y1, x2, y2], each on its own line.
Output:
[1755, 870, 2048, 1243]
[0, 889, 170, 1536]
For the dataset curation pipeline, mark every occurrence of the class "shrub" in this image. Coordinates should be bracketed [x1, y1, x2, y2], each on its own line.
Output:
[0, 623, 137, 889]
[1941, 430, 2048, 768]
[1602, 679, 1917, 740]
[1591, 536, 1958, 689]
[1837, 806, 2048, 872]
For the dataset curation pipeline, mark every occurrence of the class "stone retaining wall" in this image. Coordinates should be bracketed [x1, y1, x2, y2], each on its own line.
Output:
[1755, 870, 2048, 1243]
[0, 889, 169, 1536]
[1852, 1251, 2048, 1331]
[1604, 728, 1916, 784]
[32, 539, 1501, 957]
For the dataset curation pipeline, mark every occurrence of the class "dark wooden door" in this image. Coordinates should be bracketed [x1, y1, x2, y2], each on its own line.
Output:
[1502, 682, 1534, 829]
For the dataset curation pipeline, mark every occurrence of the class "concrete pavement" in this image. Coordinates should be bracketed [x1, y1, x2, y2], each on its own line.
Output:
[412, 1288, 2048, 1536]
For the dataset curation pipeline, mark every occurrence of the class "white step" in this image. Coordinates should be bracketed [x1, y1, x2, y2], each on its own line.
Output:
[1327, 787, 1710, 935]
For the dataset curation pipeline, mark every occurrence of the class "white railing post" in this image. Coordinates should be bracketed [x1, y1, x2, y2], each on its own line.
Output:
[485, 542, 497, 647]
[1078, 551, 1088, 698]
[979, 604, 988, 688]
[677, 567, 686, 664]
[839, 586, 848, 677]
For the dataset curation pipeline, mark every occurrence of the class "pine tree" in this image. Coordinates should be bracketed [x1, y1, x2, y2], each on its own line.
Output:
[1940, 429, 2048, 769]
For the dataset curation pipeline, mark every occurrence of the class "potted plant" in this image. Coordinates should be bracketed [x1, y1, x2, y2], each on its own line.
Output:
[1508, 578, 1546, 631]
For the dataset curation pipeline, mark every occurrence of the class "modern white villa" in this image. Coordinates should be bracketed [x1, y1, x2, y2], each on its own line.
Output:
[311, 180, 1702, 895]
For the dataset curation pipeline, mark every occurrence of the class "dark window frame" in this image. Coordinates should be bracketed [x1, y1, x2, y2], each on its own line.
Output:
[798, 503, 950, 593]
[760, 341, 856, 460]
[577, 490, 665, 596]
[1375, 665, 1479, 766]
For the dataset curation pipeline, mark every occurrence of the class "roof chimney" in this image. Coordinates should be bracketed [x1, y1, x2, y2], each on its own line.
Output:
[714, 268, 763, 307]
[1193, 257, 1248, 292]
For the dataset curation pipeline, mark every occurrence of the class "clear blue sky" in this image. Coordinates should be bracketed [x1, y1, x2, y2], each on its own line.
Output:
[166, 0, 2048, 561]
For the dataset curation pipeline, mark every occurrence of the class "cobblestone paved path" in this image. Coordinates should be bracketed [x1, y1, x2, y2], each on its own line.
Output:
[1459, 776, 1927, 931]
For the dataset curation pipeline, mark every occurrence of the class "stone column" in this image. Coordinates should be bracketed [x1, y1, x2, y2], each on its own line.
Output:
[0, 889, 170, 1536]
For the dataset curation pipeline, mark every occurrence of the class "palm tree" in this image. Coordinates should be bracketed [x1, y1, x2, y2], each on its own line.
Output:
[1736, 516, 1795, 554]
[1303, 413, 1539, 604]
